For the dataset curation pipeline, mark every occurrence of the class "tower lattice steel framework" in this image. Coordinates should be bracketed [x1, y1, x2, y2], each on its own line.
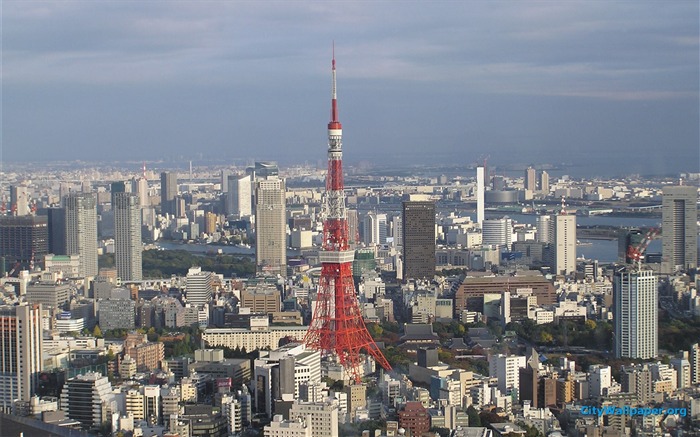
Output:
[303, 52, 392, 383]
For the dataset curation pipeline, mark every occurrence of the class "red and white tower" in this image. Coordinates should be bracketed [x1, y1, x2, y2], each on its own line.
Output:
[304, 52, 392, 383]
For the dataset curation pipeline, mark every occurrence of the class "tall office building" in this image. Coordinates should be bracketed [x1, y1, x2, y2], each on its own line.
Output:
[47, 207, 67, 255]
[524, 167, 536, 191]
[536, 215, 552, 244]
[0, 304, 43, 412]
[347, 209, 359, 248]
[482, 217, 513, 249]
[402, 201, 436, 280]
[476, 166, 485, 225]
[60, 372, 115, 430]
[64, 192, 98, 277]
[661, 185, 698, 272]
[221, 169, 231, 193]
[255, 177, 286, 276]
[539, 171, 550, 195]
[160, 172, 178, 215]
[614, 267, 657, 359]
[132, 176, 149, 208]
[114, 193, 142, 281]
[553, 212, 576, 275]
[227, 174, 252, 218]
[0, 215, 48, 268]
[185, 267, 213, 306]
[363, 212, 387, 246]
[392, 215, 403, 247]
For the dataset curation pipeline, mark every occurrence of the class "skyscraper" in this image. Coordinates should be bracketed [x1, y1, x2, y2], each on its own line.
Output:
[476, 166, 485, 225]
[0, 215, 48, 268]
[160, 171, 178, 215]
[539, 171, 550, 195]
[614, 266, 657, 359]
[64, 192, 98, 277]
[524, 167, 536, 191]
[255, 177, 286, 276]
[661, 185, 698, 272]
[362, 212, 387, 246]
[553, 211, 576, 275]
[132, 177, 149, 208]
[0, 304, 43, 412]
[114, 192, 142, 281]
[47, 207, 67, 255]
[227, 174, 252, 218]
[536, 215, 552, 244]
[402, 201, 436, 280]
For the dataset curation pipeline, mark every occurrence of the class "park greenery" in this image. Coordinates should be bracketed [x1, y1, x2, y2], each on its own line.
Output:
[507, 318, 614, 351]
[99, 249, 256, 278]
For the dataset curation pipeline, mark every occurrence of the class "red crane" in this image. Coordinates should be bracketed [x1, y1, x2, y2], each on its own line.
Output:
[626, 228, 659, 265]
[304, 51, 392, 383]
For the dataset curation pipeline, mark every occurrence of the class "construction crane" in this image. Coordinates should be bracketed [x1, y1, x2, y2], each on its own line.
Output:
[626, 228, 659, 266]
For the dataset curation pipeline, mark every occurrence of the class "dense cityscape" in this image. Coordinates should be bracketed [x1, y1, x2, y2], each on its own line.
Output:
[2, 2, 700, 437]
[1, 67, 699, 436]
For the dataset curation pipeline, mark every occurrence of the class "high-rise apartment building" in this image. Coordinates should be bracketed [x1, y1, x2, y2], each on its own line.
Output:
[402, 201, 436, 280]
[114, 192, 142, 281]
[539, 171, 550, 194]
[553, 212, 576, 275]
[255, 177, 286, 276]
[524, 167, 536, 191]
[64, 192, 98, 277]
[614, 267, 657, 359]
[227, 174, 252, 218]
[0, 304, 43, 412]
[0, 215, 48, 268]
[160, 171, 178, 215]
[489, 354, 526, 394]
[661, 185, 698, 272]
[476, 166, 485, 225]
[690, 343, 700, 385]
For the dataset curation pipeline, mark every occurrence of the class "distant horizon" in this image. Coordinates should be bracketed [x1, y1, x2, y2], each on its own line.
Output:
[2, 2, 698, 178]
[1, 156, 697, 181]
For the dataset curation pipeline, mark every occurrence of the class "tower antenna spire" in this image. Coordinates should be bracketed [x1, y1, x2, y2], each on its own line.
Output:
[330, 42, 338, 124]
[305, 48, 391, 383]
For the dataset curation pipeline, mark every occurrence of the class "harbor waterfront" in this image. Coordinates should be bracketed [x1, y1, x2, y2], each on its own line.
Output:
[152, 213, 699, 264]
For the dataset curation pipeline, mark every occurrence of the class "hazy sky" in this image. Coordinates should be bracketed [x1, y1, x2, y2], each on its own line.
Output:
[2, 1, 699, 176]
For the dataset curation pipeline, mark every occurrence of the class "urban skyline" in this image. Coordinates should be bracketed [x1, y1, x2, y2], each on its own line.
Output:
[1, 4, 699, 434]
[2, 2, 698, 177]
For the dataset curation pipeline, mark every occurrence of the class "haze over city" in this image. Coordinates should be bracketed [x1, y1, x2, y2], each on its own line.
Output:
[2, 1, 699, 176]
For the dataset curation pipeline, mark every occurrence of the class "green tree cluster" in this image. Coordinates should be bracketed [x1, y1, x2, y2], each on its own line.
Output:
[139, 250, 256, 278]
[508, 319, 613, 350]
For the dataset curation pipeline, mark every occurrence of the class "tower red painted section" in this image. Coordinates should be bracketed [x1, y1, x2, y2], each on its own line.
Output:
[303, 53, 392, 383]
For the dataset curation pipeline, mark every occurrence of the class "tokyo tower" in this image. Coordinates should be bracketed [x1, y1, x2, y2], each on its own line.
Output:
[303, 51, 392, 383]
